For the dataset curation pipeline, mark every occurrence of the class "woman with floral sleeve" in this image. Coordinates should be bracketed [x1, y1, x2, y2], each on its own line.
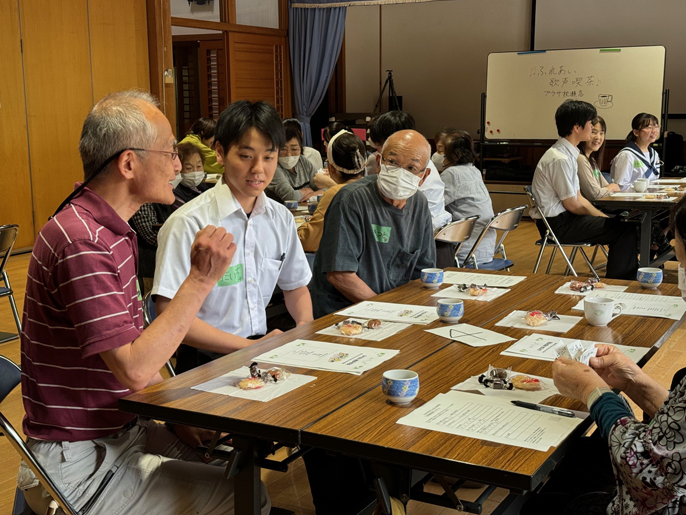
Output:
[522, 195, 686, 515]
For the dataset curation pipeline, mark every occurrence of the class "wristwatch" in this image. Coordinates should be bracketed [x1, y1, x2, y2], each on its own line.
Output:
[586, 387, 613, 410]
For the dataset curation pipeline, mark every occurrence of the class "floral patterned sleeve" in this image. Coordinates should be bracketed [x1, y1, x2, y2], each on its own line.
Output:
[607, 384, 686, 514]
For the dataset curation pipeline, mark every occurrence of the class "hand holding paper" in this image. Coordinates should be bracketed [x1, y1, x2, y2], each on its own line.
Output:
[553, 340, 598, 365]
[588, 344, 644, 392]
[552, 357, 609, 404]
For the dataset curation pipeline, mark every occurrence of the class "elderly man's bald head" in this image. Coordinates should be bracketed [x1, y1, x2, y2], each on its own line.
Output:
[381, 130, 432, 176]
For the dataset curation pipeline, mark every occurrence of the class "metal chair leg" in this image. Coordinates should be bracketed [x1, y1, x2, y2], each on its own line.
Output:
[546, 247, 558, 274]
[533, 243, 547, 273]
[564, 247, 578, 277]
[590, 245, 599, 267]
[578, 248, 600, 280]
[8, 294, 21, 335]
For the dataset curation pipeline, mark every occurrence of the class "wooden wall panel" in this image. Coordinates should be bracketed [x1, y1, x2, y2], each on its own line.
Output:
[0, 0, 34, 248]
[20, 0, 94, 233]
[228, 32, 291, 118]
[88, 0, 150, 101]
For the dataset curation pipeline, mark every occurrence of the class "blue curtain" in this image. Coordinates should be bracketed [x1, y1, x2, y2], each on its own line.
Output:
[289, 6, 347, 147]
[292, 0, 436, 6]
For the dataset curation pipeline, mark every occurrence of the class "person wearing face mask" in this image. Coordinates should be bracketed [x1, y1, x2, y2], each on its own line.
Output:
[310, 129, 436, 319]
[298, 130, 366, 252]
[610, 113, 661, 191]
[265, 123, 332, 203]
[442, 130, 497, 266]
[178, 117, 224, 175]
[284, 117, 325, 172]
[173, 142, 208, 209]
[368, 111, 452, 231]
[431, 126, 457, 173]
[520, 196, 686, 515]
[577, 116, 620, 200]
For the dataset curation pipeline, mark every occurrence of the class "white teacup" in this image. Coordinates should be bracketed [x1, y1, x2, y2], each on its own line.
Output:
[584, 297, 623, 327]
[633, 180, 648, 193]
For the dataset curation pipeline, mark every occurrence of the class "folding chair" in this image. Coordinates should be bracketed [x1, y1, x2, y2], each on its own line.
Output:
[524, 186, 605, 279]
[142, 291, 176, 377]
[434, 216, 480, 267]
[0, 224, 22, 343]
[0, 356, 77, 515]
[462, 205, 528, 271]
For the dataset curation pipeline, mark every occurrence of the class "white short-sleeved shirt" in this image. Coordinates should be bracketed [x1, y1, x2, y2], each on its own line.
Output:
[610, 146, 660, 191]
[420, 161, 453, 230]
[152, 178, 312, 337]
[302, 146, 324, 172]
[531, 138, 580, 219]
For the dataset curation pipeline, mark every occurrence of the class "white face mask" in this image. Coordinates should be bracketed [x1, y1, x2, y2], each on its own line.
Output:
[431, 152, 445, 172]
[279, 155, 300, 170]
[170, 174, 182, 189]
[181, 171, 205, 188]
[377, 164, 422, 200]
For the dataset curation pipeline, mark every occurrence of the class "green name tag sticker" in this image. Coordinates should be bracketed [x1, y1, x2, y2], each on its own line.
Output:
[371, 224, 392, 243]
[634, 160, 643, 168]
[217, 263, 244, 287]
[136, 280, 143, 301]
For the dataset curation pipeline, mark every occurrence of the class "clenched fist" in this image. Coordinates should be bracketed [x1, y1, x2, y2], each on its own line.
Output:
[189, 226, 237, 287]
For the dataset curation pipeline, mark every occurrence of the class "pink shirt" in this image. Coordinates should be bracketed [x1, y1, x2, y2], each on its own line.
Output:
[21, 188, 143, 441]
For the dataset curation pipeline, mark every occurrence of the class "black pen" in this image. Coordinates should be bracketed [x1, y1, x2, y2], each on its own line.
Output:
[278, 252, 286, 270]
[511, 400, 575, 418]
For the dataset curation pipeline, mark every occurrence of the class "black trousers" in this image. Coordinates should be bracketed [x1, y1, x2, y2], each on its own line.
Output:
[435, 241, 456, 269]
[520, 436, 616, 515]
[538, 211, 638, 280]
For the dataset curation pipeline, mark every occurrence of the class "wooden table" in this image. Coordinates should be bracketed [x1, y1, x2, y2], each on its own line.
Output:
[119, 271, 683, 515]
[593, 191, 683, 267]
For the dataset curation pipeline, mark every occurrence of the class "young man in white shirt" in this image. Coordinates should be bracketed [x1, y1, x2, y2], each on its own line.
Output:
[153, 101, 314, 372]
[531, 100, 638, 279]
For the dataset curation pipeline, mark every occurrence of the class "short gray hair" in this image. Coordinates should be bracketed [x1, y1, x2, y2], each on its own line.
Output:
[79, 90, 160, 181]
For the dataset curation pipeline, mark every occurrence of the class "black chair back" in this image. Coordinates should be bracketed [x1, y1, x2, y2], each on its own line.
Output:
[0, 355, 20, 404]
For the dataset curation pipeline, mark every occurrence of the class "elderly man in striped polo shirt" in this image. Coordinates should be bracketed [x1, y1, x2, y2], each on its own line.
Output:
[17, 91, 270, 514]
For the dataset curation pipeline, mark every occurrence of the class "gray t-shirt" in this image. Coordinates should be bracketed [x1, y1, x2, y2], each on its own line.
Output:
[266, 156, 317, 203]
[442, 163, 496, 264]
[312, 175, 436, 318]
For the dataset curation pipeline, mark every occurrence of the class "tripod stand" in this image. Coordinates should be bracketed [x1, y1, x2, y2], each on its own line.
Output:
[372, 70, 400, 115]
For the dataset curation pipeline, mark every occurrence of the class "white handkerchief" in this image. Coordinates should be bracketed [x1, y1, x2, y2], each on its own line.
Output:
[425, 324, 514, 347]
[431, 286, 510, 302]
[554, 282, 628, 296]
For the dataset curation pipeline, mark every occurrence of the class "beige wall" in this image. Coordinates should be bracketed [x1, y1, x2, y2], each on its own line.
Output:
[345, 0, 686, 139]
[345, 0, 531, 137]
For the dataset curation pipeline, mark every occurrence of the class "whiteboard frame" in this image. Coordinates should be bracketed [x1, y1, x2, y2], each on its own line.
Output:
[482, 45, 667, 142]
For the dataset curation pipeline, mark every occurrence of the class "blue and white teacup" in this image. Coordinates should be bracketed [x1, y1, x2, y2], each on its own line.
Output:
[382, 369, 419, 404]
[436, 298, 464, 323]
[284, 200, 298, 210]
[421, 268, 444, 288]
[637, 267, 663, 289]
[308, 202, 318, 214]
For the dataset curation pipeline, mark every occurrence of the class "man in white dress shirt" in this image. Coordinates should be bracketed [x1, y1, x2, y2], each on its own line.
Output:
[153, 101, 314, 372]
[531, 100, 637, 279]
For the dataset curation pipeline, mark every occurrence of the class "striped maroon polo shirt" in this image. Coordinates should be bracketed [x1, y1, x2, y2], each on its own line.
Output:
[21, 187, 143, 441]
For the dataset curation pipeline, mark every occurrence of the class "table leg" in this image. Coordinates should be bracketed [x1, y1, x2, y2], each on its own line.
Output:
[640, 210, 652, 268]
[232, 436, 262, 515]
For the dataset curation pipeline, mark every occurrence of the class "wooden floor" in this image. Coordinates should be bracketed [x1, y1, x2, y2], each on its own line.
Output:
[1, 219, 685, 514]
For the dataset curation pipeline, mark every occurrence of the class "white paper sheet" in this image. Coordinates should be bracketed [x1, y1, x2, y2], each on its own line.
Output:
[451, 370, 559, 404]
[441, 272, 526, 288]
[425, 324, 515, 347]
[500, 333, 651, 363]
[554, 282, 628, 296]
[610, 192, 645, 197]
[316, 319, 411, 342]
[336, 301, 439, 325]
[251, 340, 399, 375]
[635, 197, 678, 202]
[571, 291, 686, 320]
[396, 391, 582, 451]
[191, 367, 316, 402]
[653, 178, 686, 184]
[431, 286, 510, 302]
[495, 310, 582, 332]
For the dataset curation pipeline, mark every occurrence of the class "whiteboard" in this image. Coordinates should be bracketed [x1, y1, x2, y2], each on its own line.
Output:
[485, 46, 665, 140]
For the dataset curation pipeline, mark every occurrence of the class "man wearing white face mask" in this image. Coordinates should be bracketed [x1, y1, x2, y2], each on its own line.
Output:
[173, 142, 209, 209]
[310, 130, 436, 318]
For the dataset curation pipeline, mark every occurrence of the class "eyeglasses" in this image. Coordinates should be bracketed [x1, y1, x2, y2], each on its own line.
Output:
[641, 125, 661, 132]
[129, 147, 180, 161]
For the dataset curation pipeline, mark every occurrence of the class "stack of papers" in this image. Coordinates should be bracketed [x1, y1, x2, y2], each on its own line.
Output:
[396, 390, 583, 451]
[500, 334, 650, 363]
[654, 178, 686, 184]
[316, 319, 411, 342]
[495, 311, 582, 332]
[191, 367, 316, 402]
[251, 339, 399, 375]
[451, 370, 559, 404]
[572, 291, 686, 320]
[336, 301, 439, 325]
[425, 324, 514, 347]
[554, 282, 628, 296]
[431, 286, 510, 302]
[442, 272, 526, 288]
